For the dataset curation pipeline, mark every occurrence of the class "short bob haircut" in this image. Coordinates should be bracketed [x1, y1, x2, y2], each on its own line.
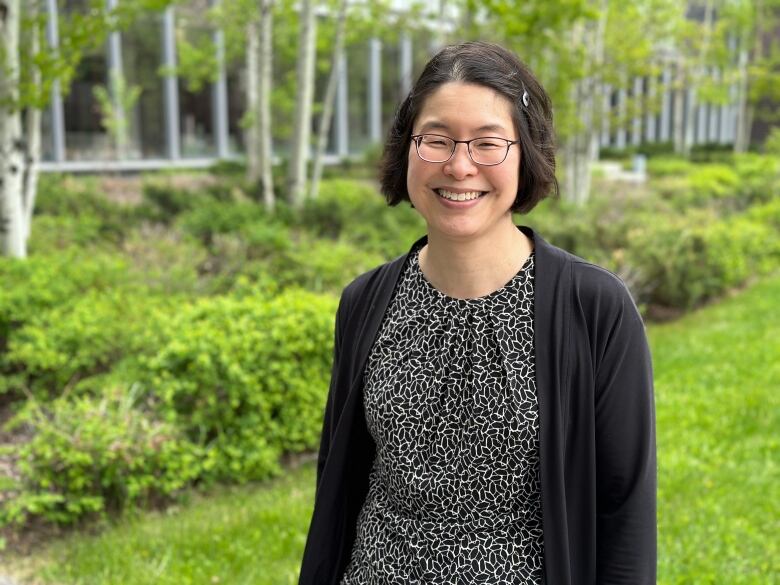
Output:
[379, 41, 558, 214]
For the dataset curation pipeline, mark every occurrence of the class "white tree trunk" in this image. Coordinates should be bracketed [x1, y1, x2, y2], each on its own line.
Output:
[683, 0, 712, 154]
[0, 0, 27, 258]
[733, 37, 750, 153]
[258, 0, 275, 210]
[564, 1, 607, 206]
[246, 19, 261, 183]
[311, 0, 347, 201]
[287, 0, 317, 208]
[23, 0, 42, 244]
[673, 60, 686, 155]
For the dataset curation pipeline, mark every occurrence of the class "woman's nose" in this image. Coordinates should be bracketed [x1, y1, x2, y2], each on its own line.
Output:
[443, 142, 478, 178]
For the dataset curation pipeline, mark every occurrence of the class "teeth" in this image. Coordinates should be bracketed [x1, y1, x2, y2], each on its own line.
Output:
[436, 189, 484, 201]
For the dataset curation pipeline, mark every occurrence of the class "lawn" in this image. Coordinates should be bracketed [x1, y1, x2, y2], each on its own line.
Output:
[4, 274, 779, 584]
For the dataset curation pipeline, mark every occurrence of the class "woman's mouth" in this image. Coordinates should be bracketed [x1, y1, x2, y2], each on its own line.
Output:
[434, 188, 488, 201]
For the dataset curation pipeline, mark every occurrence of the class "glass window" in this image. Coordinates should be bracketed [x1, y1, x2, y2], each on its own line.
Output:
[62, 51, 110, 161]
[122, 11, 166, 159]
[346, 41, 370, 154]
[226, 63, 246, 155]
[177, 0, 216, 158]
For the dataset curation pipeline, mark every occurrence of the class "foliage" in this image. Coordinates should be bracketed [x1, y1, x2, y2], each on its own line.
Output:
[3, 287, 177, 400]
[764, 127, 780, 155]
[135, 289, 337, 482]
[0, 386, 202, 528]
[301, 179, 425, 257]
[623, 204, 780, 308]
[0, 249, 132, 346]
[646, 156, 695, 178]
[33, 174, 135, 245]
[176, 199, 274, 245]
[139, 176, 218, 224]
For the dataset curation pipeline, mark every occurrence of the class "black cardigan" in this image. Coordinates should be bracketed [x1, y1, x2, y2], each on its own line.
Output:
[298, 225, 656, 585]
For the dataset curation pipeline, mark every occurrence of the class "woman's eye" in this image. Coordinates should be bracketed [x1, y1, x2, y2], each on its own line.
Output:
[424, 138, 449, 148]
[474, 140, 502, 150]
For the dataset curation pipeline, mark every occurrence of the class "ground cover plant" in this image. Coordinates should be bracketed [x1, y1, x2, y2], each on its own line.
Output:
[3, 272, 777, 584]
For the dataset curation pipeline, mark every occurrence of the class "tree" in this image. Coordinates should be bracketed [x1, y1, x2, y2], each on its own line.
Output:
[0, 0, 25, 258]
[0, 0, 173, 259]
[245, 0, 275, 210]
[447, 0, 683, 204]
[287, 0, 317, 208]
[93, 71, 142, 160]
[726, 0, 780, 152]
[310, 0, 348, 200]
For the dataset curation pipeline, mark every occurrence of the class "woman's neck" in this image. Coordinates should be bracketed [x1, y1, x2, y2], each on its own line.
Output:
[418, 220, 534, 300]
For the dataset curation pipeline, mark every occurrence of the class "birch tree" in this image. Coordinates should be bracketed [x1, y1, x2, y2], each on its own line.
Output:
[310, 0, 347, 200]
[0, 0, 25, 257]
[728, 0, 780, 152]
[287, 0, 317, 208]
[245, 0, 275, 209]
[563, 0, 608, 206]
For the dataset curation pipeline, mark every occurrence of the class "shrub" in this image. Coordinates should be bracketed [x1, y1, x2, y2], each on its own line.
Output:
[176, 199, 274, 246]
[624, 208, 779, 309]
[137, 289, 337, 482]
[0, 386, 202, 527]
[269, 235, 387, 294]
[0, 249, 132, 349]
[301, 179, 425, 257]
[647, 157, 695, 178]
[140, 176, 215, 224]
[27, 214, 105, 254]
[4, 288, 177, 400]
[732, 153, 780, 206]
[120, 225, 209, 295]
[300, 179, 386, 239]
[34, 175, 134, 245]
[765, 127, 780, 155]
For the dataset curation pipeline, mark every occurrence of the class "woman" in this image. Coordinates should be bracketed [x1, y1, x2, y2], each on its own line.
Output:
[299, 41, 656, 585]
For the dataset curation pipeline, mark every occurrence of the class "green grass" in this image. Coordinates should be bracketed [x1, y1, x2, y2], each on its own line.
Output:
[7, 465, 317, 585]
[651, 275, 779, 583]
[5, 275, 780, 584]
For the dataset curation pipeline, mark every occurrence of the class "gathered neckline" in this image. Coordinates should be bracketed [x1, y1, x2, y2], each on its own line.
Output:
[410, 243, 534, 307]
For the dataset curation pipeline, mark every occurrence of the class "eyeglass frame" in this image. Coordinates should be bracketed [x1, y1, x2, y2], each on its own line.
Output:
[410, 133, 521, 167]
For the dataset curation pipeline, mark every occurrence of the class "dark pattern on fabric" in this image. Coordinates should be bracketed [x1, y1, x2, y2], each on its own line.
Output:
[341, 243, 544, 584]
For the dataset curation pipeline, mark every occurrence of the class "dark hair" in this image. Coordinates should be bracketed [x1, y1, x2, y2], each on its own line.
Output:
[379, 41, 558, 213]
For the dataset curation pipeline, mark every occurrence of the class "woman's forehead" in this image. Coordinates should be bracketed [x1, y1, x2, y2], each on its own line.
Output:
[414, 82, 515, 133]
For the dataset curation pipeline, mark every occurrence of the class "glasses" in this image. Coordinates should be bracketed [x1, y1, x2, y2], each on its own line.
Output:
[411, 133, 520, 166]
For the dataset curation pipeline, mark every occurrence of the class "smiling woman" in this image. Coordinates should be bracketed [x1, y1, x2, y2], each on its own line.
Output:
[299, 41, 656, 585]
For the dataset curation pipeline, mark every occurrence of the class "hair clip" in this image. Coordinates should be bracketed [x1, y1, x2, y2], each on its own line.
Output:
[522, 89, 530, 107]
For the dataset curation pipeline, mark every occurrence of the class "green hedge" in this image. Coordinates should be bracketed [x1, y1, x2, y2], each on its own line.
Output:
[3, 287, 177, 400]
[0, 387, 202, 527]
[623, 202, 780, 308]
[135, 289, 337, 482]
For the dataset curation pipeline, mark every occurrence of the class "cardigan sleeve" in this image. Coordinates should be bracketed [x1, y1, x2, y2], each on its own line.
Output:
[315, 290, 350, 498]
[593, 286, 657, 584]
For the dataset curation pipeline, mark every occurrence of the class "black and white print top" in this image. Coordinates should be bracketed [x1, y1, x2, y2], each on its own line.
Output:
[341, 242, 545, 585]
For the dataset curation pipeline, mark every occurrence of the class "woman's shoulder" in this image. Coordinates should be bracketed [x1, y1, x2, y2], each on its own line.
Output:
[337, 250, 411, 324]
[539, 235, 642, 323]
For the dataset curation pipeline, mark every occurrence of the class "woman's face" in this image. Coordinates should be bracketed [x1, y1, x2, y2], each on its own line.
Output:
[407, 81, 521, 242]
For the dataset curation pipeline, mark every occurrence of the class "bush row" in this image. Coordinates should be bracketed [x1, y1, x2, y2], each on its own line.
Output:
[525, 193, 780, 309]
[0, 288, 336, 527]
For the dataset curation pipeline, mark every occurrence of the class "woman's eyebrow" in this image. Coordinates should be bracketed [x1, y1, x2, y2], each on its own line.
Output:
[417, 120, 508, 134]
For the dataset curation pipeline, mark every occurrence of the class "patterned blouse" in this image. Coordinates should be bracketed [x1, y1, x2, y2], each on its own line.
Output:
[341, 242, 545, 584]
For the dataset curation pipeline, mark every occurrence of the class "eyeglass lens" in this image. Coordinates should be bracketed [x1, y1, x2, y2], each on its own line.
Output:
[416, 134, 509, 165]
